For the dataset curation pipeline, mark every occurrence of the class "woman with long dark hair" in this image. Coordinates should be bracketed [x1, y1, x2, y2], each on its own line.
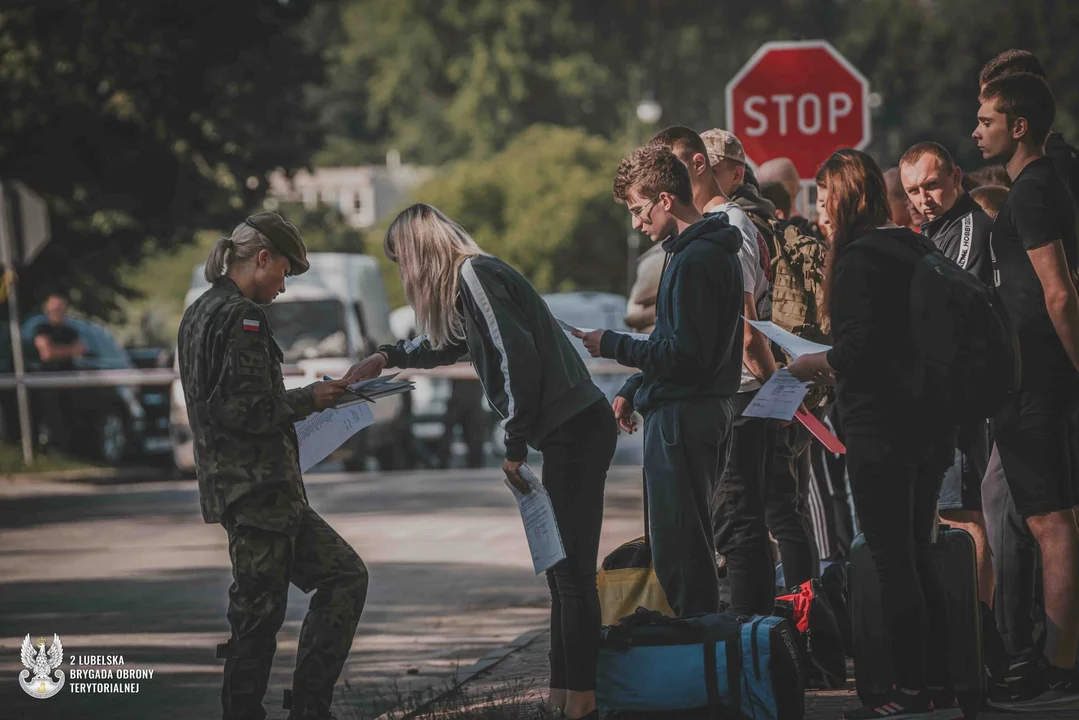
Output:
[787, 149, 957, 718]
[344, 203, 617, 720]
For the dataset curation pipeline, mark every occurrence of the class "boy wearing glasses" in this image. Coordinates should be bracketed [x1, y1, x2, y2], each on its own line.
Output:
[574, 145, 745, 615]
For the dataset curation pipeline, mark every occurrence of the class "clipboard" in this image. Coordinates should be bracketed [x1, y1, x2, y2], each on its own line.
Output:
[795, 407, 846, 454]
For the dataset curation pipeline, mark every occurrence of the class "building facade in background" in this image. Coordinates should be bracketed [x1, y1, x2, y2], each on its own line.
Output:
[268, 152, 434, 230]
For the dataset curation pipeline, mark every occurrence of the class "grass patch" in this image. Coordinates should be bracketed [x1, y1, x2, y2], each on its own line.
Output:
[0, 444, 100, 474]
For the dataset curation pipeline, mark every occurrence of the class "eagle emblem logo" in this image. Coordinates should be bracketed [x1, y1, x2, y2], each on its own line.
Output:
[19, 633, 65, 699]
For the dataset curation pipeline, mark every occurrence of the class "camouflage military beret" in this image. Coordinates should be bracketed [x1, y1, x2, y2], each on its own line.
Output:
[244, 212, 310, 276]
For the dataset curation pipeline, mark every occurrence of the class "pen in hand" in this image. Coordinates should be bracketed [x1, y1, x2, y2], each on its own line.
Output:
[323, 375, 375, 404]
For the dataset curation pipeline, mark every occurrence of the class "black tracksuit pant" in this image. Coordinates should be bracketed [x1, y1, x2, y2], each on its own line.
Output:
[713, 390, 778, 616]
[769, 422, 820, 589]
[643, 395, 733, 617]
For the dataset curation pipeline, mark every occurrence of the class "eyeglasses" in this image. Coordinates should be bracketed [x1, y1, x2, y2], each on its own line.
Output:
[629, 196, 660, 220]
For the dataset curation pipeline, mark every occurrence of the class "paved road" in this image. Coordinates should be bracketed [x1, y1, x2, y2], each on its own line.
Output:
[0, 464, 647, 720]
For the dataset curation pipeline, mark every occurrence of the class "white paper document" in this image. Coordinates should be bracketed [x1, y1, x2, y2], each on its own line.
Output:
[556, 318, 649, 342]
[295, 402, 375, 472]
[506, 465, 566, 575]
[745, 319, 831, 359]
[741, 369, 812, 421]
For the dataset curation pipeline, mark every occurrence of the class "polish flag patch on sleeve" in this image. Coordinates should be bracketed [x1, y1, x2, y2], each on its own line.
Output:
[242, 318, 260, 332]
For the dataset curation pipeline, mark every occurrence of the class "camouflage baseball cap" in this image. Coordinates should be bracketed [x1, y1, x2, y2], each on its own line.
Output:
[700, 129, 746, 165]
[244, 212, 309, 275]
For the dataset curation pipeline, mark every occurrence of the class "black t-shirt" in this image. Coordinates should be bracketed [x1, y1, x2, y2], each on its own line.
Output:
[991, 156, 1079, 388]
[33, 322, 80, 371]
[1046, 133, 1079, 209]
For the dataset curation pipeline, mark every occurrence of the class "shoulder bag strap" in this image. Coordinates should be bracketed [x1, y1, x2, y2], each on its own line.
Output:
[642, 467, 650, 545]
[699, 619, 743, 720]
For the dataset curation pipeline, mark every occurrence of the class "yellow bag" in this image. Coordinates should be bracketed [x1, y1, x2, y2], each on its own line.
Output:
[597, 535, 674, 626]
[596, 470, 676, 625]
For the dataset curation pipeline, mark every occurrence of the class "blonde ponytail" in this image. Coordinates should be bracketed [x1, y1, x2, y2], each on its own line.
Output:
[203, 221, 275, 283]
[203, 237, 234, 283]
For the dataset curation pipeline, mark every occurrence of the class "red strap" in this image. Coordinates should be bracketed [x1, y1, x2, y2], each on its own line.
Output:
[776, 581, 814, 634]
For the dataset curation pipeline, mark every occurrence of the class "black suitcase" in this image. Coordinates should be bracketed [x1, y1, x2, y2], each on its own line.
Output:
[850, 524, 984, 718]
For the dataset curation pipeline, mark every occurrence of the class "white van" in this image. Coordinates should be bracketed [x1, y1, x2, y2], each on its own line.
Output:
[169, 253, 408, 473]
[542, 291, 633, 402]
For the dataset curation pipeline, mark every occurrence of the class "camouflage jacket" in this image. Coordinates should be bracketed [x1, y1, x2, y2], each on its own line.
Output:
[177, 278, 317, 533]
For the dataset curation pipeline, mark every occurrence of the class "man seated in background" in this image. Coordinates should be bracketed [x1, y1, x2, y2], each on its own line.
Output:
[32, 294, 86, 454]
[624, 242, 664, 334]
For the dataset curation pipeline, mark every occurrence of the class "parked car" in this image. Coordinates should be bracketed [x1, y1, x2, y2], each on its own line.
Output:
[126, 346, 175, 457]
[388, 306, 496, 469]
[22, 315, 147, 464]
[170, 253, 409, 473]
[483, 292, 638, 459]
[541, 291, 634, 403]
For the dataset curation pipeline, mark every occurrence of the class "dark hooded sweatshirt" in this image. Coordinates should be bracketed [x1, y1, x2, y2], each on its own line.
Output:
[602, 214, 745, 414]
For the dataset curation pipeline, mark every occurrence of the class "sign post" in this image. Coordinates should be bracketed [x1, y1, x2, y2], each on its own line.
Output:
[726, 40, 871, 191]
[0, 180, 52, 464]
[0, 182, 32, 463]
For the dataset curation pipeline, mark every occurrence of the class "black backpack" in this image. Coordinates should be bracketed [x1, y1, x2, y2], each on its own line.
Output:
[773, 579, 847, 689]
[849, 233, 1020, 420]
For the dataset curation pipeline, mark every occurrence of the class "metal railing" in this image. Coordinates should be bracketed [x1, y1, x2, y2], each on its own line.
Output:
[2, 361, 639, 461]
[0, 368, 178, 389]
[0, 360, 637, 390]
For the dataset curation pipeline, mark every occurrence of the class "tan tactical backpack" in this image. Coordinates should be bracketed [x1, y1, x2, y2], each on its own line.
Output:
[768, 219, 831, 344]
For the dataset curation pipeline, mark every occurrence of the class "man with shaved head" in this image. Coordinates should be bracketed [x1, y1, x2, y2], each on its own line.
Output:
[758, 158, 802, 218]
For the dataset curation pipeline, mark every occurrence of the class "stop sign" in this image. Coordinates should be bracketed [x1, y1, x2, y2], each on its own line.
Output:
[725, 40, 870, 180]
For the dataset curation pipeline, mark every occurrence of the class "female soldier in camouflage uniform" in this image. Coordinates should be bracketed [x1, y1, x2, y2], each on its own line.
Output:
[177, 212, 362, 720]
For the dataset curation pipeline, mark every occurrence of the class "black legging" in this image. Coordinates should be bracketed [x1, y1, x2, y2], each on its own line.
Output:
[538, 399, 618, 691]
[847, 431, 952, 691]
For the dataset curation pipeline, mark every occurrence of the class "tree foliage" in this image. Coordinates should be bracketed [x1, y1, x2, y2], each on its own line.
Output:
[316, 0, 847, 166]
[370, 125, 628, 309]
[0, 0, 331, 318]
[839, 0, 1079, 170]
[319, 0, 1079, 175]
[10, 0, 1079, 326]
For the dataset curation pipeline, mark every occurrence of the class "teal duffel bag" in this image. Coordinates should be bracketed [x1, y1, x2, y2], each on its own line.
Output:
[596, 608, 804, 719]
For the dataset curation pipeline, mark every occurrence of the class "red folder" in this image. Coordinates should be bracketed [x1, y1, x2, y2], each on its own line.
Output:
[795, 408, 846, 454]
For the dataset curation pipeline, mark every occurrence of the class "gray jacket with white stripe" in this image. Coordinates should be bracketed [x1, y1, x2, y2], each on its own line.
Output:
[378, 255, 604, 463]
[920, 192, 993, 286]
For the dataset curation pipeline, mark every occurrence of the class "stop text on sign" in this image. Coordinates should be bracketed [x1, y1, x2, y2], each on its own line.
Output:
[725, 40, 871, 180]
[742, 92, 855, 137]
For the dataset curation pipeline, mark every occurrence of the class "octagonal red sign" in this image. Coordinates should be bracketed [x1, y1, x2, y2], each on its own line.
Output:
[725, 41, 871, 180]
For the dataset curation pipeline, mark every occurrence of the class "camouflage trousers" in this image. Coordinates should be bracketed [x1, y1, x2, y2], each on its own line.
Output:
[220, 505, 368, 720]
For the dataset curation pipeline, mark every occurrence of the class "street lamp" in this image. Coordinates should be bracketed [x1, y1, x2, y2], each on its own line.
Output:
[636, 94, 663, 125]
[627, 93, 662, 294]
